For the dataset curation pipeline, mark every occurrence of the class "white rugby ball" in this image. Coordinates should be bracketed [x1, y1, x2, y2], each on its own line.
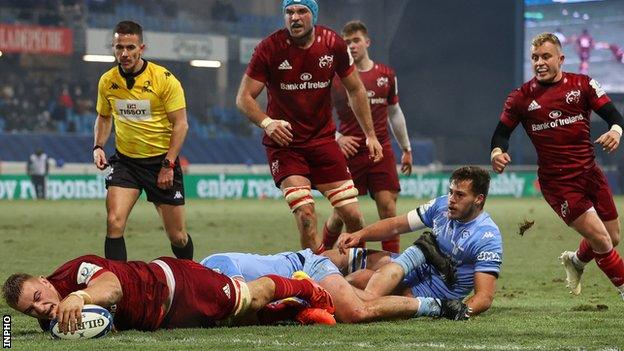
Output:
[49, 304, 113, 340]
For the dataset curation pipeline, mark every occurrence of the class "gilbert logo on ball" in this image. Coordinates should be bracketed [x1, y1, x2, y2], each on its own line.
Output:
[49, 305, 113, 340]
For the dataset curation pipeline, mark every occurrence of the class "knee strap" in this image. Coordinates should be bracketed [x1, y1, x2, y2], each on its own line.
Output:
[283, 185, 315, 212]
[323, 180, 359, 208]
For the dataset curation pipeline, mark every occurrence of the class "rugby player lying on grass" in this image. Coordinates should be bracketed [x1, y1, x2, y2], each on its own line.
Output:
[201, 243, 469, 324]
[2, 255, 335, 334]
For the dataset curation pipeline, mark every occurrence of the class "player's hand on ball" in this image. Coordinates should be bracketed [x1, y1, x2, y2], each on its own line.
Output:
[337, 136, 361, 158]
[337, 232, 362, 254]
[595, 130, 620, 153]
[366, 137, 383, 163]
[56, 294, 84, 334]
[266, 119, 293, 146]
[491, 152, 511, 174]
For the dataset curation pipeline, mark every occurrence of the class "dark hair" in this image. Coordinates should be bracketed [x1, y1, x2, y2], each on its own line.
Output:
[2, 273, 33, 308]
[114, 20, 143, 42]
[342, 20, 368, 37]
[450, 166, 490, 199]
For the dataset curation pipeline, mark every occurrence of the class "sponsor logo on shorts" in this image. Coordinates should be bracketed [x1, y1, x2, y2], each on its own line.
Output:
[318, 55, 333, 68]
[565, 90, 581, 104]
[174, 191, 183, 200]
[271, 160, 279, 176]
[561, 200, 569, 218]
[105, 167, 113, 181]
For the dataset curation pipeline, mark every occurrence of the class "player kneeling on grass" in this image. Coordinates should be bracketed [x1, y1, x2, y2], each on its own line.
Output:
[2, 255, 335, 335]
[201, 247, 469, 323]
[336, 166, 503, 319]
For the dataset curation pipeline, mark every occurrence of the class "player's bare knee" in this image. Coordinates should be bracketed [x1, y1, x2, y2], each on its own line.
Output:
[247, 278, 274, 310]
[337, 305, 371, 324]
[169, 233, 188, 247]
[106, 213, 127, 233]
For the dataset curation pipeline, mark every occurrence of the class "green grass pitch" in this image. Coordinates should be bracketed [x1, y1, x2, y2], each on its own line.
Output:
[0, 197, 623, 350]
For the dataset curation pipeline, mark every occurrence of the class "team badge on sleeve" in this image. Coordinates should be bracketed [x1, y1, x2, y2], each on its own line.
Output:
[77, 262, 103, 285]
[589, 79, 606, 98]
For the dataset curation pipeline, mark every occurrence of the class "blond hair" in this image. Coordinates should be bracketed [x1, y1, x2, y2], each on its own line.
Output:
[531, 32, 562, 49]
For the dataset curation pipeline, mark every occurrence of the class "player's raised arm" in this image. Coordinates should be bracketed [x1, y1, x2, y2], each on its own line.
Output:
[236, 74, 293, 146]
[340, 70, 383, 162]
[594, 102, 623, 153]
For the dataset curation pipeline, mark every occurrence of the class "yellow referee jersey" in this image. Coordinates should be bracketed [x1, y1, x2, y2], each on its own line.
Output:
[96, 60, 186, 158]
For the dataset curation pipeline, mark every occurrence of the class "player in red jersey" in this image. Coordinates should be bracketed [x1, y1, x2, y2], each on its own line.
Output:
[2, 255, 335, 333]
[490, 33, 624, 299]
[322, 20, 412, 254]
[236, 0, 383, 253]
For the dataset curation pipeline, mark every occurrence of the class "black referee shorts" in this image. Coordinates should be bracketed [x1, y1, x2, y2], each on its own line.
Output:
[105, 151, 185, 206]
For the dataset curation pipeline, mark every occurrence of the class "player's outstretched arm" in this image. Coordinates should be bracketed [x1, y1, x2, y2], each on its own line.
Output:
[56, 271, 122, 334]
[341, 70, 383, 162]
[93, 114, 112, 170]
[594, 102, 623, 153]
[337, 214, 412, 253]
[236, 74, 293, 146]
[464, 272, 497, 316]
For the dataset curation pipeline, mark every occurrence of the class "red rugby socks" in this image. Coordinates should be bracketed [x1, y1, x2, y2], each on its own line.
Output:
[265, 274, 315, 300]
[382, 235, 400, 254]
[576, 238, 595, 263]
[322, 223, 341, 249]
[594, 249, 624, 287]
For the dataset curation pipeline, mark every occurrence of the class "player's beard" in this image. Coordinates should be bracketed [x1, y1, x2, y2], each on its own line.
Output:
[290, 26, 314, 46]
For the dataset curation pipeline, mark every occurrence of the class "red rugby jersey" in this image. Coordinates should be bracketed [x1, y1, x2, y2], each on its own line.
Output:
[246, 25, 355, 147]
[499, 72, 610, 179]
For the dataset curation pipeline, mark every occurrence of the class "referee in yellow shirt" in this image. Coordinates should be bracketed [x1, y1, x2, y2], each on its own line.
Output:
[93, 21, 192, 261]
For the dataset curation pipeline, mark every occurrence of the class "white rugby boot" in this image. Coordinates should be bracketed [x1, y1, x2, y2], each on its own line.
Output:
[559, 251, 584, 295]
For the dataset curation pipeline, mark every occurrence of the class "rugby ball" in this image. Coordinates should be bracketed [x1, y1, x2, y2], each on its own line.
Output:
[49, 304, 113, 340]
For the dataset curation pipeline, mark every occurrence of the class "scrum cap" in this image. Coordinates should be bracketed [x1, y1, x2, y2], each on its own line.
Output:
[282, 0, 318, 24]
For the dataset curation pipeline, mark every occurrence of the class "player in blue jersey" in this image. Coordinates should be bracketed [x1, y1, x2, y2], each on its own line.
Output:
[201, 248, 470, 323]
[337, 166, 503, 318]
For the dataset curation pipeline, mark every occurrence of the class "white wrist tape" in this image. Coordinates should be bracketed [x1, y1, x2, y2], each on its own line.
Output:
[490, 147, 503, 162]
[260, 118, 274, 129]
[610, 124, 623, 136]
